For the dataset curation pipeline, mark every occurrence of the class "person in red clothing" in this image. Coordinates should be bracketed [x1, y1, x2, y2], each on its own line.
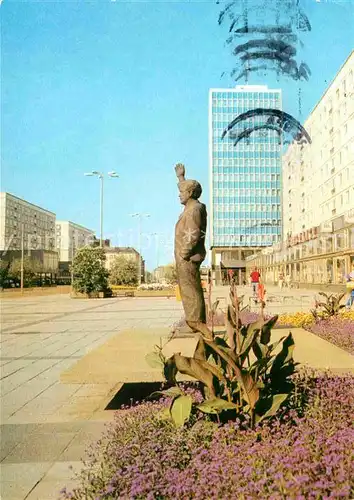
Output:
[250, 267, 261, 296]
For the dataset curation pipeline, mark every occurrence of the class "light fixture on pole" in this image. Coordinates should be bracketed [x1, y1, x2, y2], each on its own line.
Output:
[130, 213, 150, 285]
[84, 171, 119, 247]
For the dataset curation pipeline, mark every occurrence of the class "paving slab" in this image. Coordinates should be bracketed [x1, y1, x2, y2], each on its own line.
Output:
[61, 327, 354, 388]
[277, 328, 354, 373]
[60, 328, 197, 384]
[25, 461, 81, 500]
[2, 431, 76, 464]
[0, 462, 52, 500]
[0, 424, 35, 462]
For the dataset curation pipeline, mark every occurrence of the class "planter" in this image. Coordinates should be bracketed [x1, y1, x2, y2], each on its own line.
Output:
[71, 289, 113, 299]
[70, 291, 100, 299]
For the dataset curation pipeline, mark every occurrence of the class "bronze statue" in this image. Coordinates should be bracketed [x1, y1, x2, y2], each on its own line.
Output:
[174, 163, 213, 339]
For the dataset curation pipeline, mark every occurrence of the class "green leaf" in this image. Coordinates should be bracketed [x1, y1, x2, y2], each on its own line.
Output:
[270, 333, 295, 376]
[158, 407, 172, 421]
[164, 357, 178, 384]
[149, 387, 183, 399]
[197, 398, 238, 414]
[238, 370, 259, 410]
[268, 337, 286, 353]
[252, 340, 268, 360]
[171, 353, 224, 397]
[249, 356, 274, 377]
[260, 315, 278, 345]
[170, 395, 192, 427]
[199, 359, 226, 382]
[194, 337, 208, 361]
[203, 338, 242, 380]
[239, 320, 263, 358]
[255, 394, 288, 424]
[214, 337, 239, 363]
[227, 304, 237, 327]
[145, 352, 164, 369]
[226, 306, 236, 349]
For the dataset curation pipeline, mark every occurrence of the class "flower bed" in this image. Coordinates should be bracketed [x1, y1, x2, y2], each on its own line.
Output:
[61, 373, 354, 500]
[305, 316, 354, 355]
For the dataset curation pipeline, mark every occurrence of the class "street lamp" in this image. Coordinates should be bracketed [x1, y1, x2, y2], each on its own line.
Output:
[84, 171, 119, 247]
[130, 213, 150, 285]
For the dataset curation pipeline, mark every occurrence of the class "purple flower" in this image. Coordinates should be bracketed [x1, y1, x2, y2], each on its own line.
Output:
[59, 374, 354, 500]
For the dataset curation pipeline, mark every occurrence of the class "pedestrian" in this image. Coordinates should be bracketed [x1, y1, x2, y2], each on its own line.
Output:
[250, 267, 261, 297]
[278, 271, 284, 289]
[345, 265, 354, 310]
[285, 272, 291, 289]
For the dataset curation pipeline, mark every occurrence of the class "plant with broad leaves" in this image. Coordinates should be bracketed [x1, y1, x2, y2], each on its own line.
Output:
[146, 282, 298, 428]
[311, 291, 346, 321]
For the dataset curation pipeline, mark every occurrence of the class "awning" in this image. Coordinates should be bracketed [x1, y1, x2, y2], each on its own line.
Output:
[220, 260, 245, 269]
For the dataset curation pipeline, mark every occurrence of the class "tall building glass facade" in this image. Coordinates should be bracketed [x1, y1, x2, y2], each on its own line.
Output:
[209, 85, 282, 251]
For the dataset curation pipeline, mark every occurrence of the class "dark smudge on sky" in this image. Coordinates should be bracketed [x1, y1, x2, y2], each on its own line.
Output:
[217, 0, 311, 147]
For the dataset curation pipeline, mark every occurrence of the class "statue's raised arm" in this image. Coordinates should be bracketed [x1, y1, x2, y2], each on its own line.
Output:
[175, 163, 186, 183]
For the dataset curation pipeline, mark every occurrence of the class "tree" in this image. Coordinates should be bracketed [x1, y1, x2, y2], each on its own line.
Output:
[0, 260, 10, 287]
[71, 247, 109, 294]
[109, 255, 138, 286]
[9, 257, 42, 286]
[164, 263, 177, 284]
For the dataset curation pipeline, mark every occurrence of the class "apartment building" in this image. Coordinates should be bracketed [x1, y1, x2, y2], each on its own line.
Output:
[246, 51, 354, 287]
[283, 52, 354, 238]
[56, 221, 95, 269]
[0, 192, 58, 271]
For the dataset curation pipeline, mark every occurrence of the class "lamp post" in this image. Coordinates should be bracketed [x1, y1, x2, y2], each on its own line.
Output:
[130, 213, 150, 285]
[84, 171, 119, 247]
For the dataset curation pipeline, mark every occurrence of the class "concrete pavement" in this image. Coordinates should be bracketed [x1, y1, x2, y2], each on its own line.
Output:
[0, 294, 183, 500]
[1, 287, 353, 499]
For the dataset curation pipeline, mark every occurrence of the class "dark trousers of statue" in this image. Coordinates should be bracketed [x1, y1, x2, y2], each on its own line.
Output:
[176, 259, 206, 324]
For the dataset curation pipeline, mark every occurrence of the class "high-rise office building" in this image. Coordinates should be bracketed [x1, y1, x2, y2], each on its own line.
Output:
[209, 85, 282, 284]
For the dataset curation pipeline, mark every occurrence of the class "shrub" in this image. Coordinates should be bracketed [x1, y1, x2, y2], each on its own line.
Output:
[311, 291, 346, 320]
[71, 247, 109, 294]
[109, 255, 138, 286]
[8, 256, 43, 287]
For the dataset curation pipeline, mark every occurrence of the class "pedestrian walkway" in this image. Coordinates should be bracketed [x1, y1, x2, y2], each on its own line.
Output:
[1, 292, 353, 499]
[0, 294, 183, 500]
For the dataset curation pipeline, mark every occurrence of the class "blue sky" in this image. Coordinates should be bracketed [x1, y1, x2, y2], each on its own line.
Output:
[2, 0, 353, 270]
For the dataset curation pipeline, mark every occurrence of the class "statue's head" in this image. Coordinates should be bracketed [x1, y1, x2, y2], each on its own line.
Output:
[178, 180, 202, 205]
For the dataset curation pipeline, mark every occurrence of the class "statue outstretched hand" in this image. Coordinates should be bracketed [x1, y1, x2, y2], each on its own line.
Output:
[175, 163, 186, 182]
